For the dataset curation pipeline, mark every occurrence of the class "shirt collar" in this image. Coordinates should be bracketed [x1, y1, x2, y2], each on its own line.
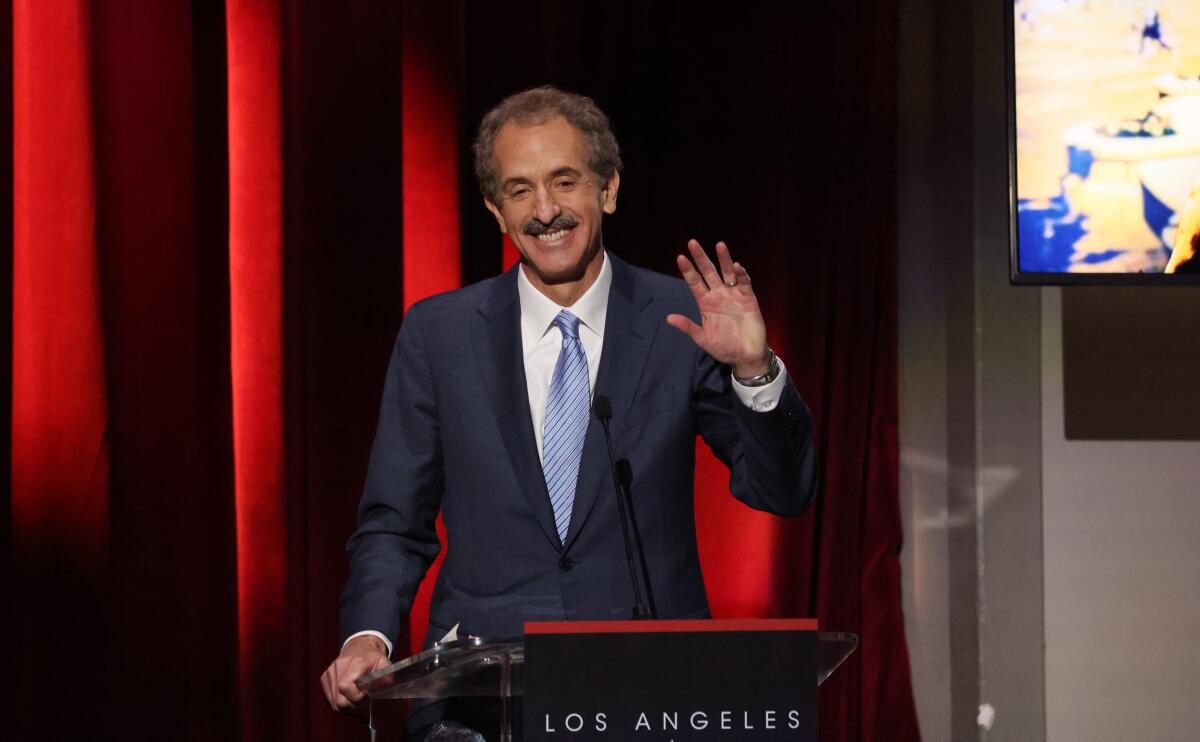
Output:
[517, 249, 611, 343]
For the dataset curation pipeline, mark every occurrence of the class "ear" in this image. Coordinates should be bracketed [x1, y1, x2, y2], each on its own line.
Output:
[601, 170, 620, 215]
[484, 197, 508, 234]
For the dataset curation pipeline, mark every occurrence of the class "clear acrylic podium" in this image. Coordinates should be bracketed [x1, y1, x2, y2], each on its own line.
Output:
[357, 631, 858, 741]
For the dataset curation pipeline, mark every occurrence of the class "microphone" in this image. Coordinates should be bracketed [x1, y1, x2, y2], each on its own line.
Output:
[616, 458, 633, 490]
[594, 395, 655, 620]
[593, 394, 613, 423]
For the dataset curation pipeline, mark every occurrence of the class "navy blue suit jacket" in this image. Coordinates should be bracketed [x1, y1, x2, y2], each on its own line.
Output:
[341, 253, 816, 647]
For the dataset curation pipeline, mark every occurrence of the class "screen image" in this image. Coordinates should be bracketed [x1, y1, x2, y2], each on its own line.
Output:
[1013, 0, 1200, 278]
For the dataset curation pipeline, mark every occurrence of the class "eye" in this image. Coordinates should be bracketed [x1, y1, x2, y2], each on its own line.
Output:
[508, 186, 531, 200]
[553, 178, 576, 191]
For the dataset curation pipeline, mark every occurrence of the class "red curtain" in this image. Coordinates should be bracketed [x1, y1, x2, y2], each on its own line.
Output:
[226, 0, 290, 737]
[7, 1, 917, 740]
[12, 7, 113, 739]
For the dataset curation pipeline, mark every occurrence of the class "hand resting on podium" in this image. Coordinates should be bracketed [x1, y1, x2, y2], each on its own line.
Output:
[320, 634, 390, 711]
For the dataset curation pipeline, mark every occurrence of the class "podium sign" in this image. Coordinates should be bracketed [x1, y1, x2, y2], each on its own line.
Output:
[524, 619, 818, 742]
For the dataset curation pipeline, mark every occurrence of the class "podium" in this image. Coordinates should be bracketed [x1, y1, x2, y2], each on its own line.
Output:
[358, 621, 857, 741]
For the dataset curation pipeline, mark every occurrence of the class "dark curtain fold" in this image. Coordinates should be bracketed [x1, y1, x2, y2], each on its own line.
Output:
[6, 1, 916, 740]
[93, 2, 240, 737]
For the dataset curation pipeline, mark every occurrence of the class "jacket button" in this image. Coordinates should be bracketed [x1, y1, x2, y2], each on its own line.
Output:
[558, 557, 574, 572]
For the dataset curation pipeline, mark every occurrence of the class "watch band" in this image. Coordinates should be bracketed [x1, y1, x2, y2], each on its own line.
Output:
[733, 348, 780, 387]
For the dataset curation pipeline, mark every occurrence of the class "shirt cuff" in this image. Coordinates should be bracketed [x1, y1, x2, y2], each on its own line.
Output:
[343, 630, 393, 659]
[731, 356, 789, 412]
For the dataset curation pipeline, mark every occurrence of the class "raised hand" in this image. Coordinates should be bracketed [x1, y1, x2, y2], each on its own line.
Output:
[665, 240, 770, 378]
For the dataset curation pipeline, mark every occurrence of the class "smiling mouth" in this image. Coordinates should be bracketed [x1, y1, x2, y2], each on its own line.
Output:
[524, 214, 580, 243]
[535, 227, 573, 242]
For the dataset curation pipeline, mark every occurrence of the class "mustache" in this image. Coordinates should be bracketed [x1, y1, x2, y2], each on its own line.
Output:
[522, 215, 579, 236]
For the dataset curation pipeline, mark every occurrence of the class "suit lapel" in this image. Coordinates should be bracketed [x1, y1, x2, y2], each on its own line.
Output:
[564, 254, 660, 549]
[471, 268, 563, 552]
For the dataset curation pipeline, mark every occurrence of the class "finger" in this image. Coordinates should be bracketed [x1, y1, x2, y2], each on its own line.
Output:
[665, 313, 704, 345]
[345, 659, 376, 702]
[328, 658, 370, 710]
[328, 665, 354, 711]
[732, 262, 754, 292]
[675, 254, 709, 298]
[715, 242, 737, 286]
[320, 669, 337, 710]
[335, 689, 359, 711]
[338, 676, 367, 706]
[687, 240, 723, 289]
[371, 655, 397, 689]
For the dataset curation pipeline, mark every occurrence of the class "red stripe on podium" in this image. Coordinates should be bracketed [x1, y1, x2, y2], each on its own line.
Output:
[525, 618, 818, 634]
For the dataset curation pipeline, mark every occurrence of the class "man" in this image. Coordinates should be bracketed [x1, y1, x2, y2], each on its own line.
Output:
[320, 86, 817, 732]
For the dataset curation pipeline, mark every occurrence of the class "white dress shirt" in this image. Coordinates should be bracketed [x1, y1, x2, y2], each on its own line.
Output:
[346, 250, 789, 658]
[518, 250, 611, 460]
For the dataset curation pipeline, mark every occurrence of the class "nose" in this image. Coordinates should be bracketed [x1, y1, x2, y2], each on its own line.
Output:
[533, 185, 561, 224]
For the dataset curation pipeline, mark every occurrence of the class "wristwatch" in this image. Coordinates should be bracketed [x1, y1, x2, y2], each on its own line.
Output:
[733, 348, 780, 387]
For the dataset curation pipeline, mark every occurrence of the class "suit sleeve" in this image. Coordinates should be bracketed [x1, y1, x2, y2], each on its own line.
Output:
[692, 347, 818, 516]
[340, 306, 444, 646]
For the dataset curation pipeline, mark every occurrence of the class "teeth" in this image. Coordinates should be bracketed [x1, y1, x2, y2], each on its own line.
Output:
[536, 228, 569, 242]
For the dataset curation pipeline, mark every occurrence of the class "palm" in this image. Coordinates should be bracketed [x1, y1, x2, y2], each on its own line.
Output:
[666, 240, 769, 375]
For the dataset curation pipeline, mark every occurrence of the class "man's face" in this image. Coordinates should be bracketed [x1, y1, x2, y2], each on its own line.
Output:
[484, 116, 619, 287]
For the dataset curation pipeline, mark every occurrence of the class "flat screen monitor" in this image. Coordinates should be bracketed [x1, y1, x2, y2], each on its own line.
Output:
[1009, 0, 1200, 283]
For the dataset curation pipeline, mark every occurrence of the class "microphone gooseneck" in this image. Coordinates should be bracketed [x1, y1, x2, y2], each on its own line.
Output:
[593, 395, 655, 620]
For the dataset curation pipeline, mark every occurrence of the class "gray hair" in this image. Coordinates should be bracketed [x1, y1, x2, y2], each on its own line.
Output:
[473, 86, 623, 203]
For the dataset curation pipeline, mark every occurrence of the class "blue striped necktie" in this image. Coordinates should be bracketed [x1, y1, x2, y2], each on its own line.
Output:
[542, 310, 590, 543]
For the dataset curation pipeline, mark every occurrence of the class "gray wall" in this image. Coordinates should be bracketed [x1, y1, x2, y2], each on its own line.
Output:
[1041, 289, 1200, 742]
